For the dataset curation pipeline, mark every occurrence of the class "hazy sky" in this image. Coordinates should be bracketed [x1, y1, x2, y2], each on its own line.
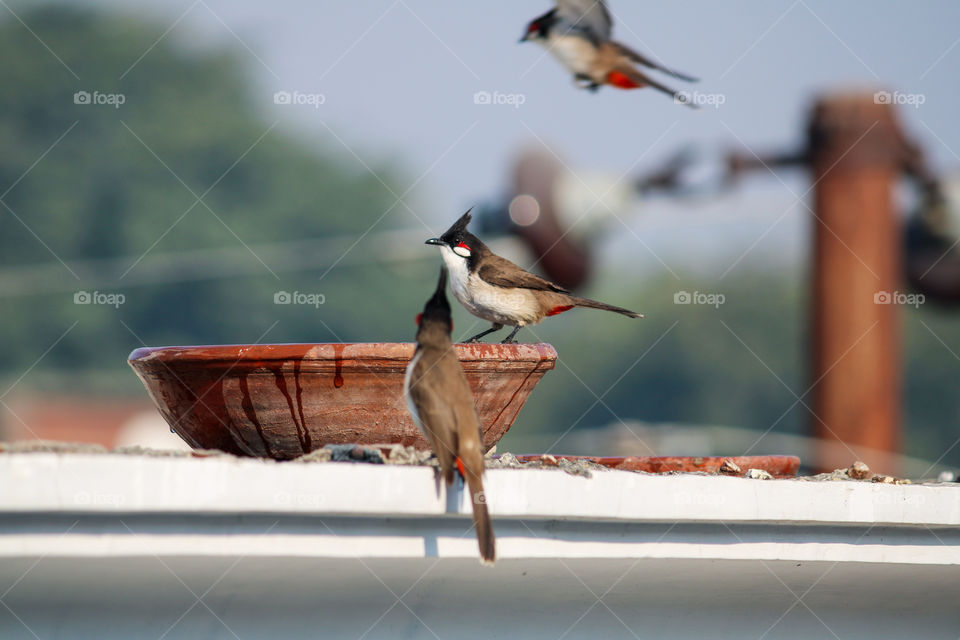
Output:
[22, 0, 960, 271]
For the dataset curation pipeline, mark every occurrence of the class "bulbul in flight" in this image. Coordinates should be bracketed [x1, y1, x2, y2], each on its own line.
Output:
[404, 267, 496, 565]
[426, 210, 642, 344]
[520, 0, 698, 106]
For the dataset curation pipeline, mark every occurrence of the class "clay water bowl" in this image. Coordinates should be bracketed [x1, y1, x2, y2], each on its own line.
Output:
[128, 343, 557, 460]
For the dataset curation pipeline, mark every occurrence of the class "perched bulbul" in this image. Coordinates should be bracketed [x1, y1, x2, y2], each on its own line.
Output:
[426, 210, 643, 344]
[520, 0, 698, 106]
[404, 267, 495, 565]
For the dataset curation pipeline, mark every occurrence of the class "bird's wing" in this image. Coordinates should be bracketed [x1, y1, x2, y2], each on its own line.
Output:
[555, 0, 612, 43]
[411, 347, 493, 564]
[477, 255, 570, 293]
[407, 348, 463, 485]
[609, 41, 698, 82]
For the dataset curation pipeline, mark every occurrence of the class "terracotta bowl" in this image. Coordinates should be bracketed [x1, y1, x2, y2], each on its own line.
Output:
[128, 343, 557, 460]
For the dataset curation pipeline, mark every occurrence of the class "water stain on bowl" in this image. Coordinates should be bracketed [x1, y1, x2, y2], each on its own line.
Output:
[129, 342, 557, 460]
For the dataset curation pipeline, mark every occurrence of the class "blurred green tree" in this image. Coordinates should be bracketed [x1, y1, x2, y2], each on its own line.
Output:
[0, 5, 417, 388]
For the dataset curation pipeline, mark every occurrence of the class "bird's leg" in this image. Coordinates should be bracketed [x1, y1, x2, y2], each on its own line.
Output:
[573, 74, 594, 90]
[467, 323, 503, 343]
[574, 74, 601, 92]
[500, 326, 522, 344]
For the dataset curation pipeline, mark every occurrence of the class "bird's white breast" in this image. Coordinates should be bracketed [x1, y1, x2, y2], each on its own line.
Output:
[439, 246, 541, 327]
[440, 245, 473, 304]
[403, 348, 425, 435]
[542, 34, 597, 76]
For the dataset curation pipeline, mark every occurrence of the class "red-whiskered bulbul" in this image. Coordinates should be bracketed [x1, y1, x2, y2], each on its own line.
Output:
[520, 0, 698, 106]
[404, 266, 495, 565]
[426, 210, 643, 344]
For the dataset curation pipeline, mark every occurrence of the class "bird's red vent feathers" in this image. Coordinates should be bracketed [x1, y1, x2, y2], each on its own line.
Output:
[606, 71, 643, 90]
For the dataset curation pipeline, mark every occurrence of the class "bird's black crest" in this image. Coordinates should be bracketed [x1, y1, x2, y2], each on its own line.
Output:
[420, 266, 451, 327]
[440, 208, 473, 245]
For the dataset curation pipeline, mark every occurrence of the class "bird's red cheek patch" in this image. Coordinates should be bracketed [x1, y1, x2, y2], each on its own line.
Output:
[453, 242, 472, 258]
[415, 313, 423, 325]
[607, 71, 642, 89]
[547, 305, 574, 316]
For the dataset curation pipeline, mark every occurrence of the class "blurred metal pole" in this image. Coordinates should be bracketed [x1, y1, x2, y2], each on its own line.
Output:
[807, 92, 904, 474]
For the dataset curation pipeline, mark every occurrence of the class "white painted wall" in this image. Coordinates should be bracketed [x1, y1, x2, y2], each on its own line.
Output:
[1, 453, 958, 639]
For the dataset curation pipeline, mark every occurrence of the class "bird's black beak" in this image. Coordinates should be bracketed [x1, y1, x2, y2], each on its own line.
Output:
[425, 238, 443, 246]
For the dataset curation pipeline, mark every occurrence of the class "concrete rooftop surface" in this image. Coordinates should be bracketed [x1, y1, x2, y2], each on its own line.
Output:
[1, 451, 959, 639]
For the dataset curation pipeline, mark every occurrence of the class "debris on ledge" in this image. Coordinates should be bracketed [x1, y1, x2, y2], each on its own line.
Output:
[719, 459, 742, 475]
[798, 460, 913, 484]
[1, 442, 956, 485]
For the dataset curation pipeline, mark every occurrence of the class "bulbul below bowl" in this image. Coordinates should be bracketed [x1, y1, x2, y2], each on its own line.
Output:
[128, 342, 557, 460]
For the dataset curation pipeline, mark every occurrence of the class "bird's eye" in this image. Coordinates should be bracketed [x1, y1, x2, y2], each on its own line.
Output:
[415, 313, 422, 326]
[453, 242, 471, 258]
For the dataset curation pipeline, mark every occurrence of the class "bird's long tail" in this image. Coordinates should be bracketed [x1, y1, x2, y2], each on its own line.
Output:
[610, 42, 699, 83]
[607, 65, 699, 109]
[572, 297, 644, 318]
[458, 454, 496, 565]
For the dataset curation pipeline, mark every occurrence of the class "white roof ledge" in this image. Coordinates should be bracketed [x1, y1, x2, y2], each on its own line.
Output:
[1, 453, 959, 565]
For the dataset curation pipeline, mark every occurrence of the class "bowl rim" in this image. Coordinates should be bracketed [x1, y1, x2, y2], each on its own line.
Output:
[128, 342, 558, 365]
